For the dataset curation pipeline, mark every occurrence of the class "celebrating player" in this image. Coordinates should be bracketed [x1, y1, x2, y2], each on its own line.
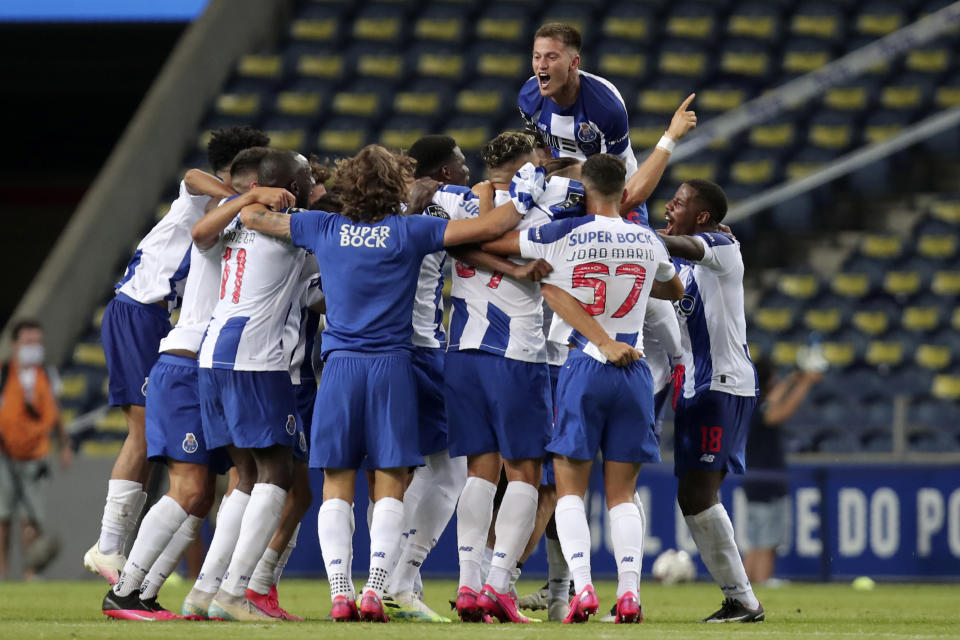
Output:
[660, 180, 764, 623]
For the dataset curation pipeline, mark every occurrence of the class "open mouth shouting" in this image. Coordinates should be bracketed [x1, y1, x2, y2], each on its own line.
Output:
[538, 72, 551, 92]
[664, 210, 675, 235]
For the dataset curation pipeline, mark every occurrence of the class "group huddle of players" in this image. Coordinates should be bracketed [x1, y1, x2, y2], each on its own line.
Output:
[81, 23, 765, 625]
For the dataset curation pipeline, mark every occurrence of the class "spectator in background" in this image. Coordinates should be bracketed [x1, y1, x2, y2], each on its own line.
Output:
[743, 350, 824, 585]
[0, 319, 72, 579]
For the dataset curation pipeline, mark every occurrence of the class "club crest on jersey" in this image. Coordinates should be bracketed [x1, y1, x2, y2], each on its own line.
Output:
[285, 414, 297, 435]
[423, 203, 450, 220]
[577, 121, 598, 143]
[677, 293, 698, 317]
[182, 433, 199, 454]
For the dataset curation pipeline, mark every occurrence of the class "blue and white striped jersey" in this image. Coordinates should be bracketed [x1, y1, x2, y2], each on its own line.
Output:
[520, 215, 675, 364]
[116, 179, 207, 308]
[674, 232, 757, 399]
[158, 241, 221, 354]
[519, 70, 638, 177]
[285, 254, 322, 384]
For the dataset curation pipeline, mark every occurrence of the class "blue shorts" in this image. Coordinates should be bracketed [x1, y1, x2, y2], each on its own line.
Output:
[145, 354, 231, 474]
[294, 380, 317, 462]
[412, 346, 448, 456]
[653, 386, 669, 444]
[310, 351, 423, 470]
[101, 293, 170, 407]
[444, 350, 551, 460]
[548, 350, 660, 464]
[198, 368, 306, 456]
[540, 364, 561, 487]
[673, 390, 757, 477]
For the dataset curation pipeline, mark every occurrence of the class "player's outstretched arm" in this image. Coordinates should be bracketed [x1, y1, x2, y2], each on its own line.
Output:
[192, 187, 294, 249]
[621, 94, 696, 214]
[449, 244, 553, 282]
[184, 168, 235, 200]
[541, 284, 641, 367]
[659, 233, 706, 261]
[239, 204, 292, 241]
[442, 200, 522, 247]
[651, 273, 685, 300]
[472, 181, 495, 215]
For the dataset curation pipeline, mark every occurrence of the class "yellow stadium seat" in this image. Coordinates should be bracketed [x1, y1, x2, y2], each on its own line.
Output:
[59, 375, 87, 400]
[786, 159, 826, 181]
[772, 342, 801, 367]
[417, 53, 463, 78]
[783, 50, 830, 74]
[698, 88, 745, 111]
[728, 15, 776, 39]
[353, 16, 401, 41]
[73, 343, 106, 367]
[883, 271, 921, 297]
[237, 55, 282, 79]
[629, 124, 663, 149]
[916, 345, 951, 370]
[809, 123, 852, 149]
[81, 441, 123, 458]
[290, 18, 338, 41]
[666, 15, 713, 39]
[671, 161, 719, 183]
[92, 306, 107, 330]
[917, 234, 957, 259]
[356, 54, 403, 78]
[639, 89, 687, 113]
[395, 92, 441, 116]
[857, 13, 902, 37]
[60, 408, 77, 427]
[331, 92, 380, 117]
[720, 51, 769, 76]
[444, 125, 489, 151]
[455, 90, 502, 115]
[603, 16, 648, 41]
[98, 409, 128, 432]
[861, 234, 903, 259]
[276, 92, 321, 116]
[901, 306, 940, 332]
[318, 129, 365, 153]
[881, 86, 923, 110]
[864, 123, 903, 144]
[929, 199, 960, 223]
[791, 15, 839, 39]
[935, 86, 960, 108]
[825, 87, 869, 111]
[747, 342, 762, 359]
[906, 48, 950, 73]
[731, 159, 775, 185]
[298, 54, 345, 78]
[865, 341, 904, 367]
[477, 53, 525, 78]
[264, 129, 305, 150]
[931, 374, 960, 400]
[778, 273, 818, 299]
[599, 53, 646, 77]
[659, 52, 707, 76]
[953, 307, 960, 331]
[216, 93, 260, 117]
[754, 308, 794, 332]
[853, 310, 889, 335]
[804, 309, 842, 333]
[749, 123, 795, 148]
[381, 128, 427, 150]
[415, 17, 463, 41]
[823, 342, 856, 368]
[931, 271, 960, 296]
[831, 273, 871, 298]
[476, 17, 524, 41]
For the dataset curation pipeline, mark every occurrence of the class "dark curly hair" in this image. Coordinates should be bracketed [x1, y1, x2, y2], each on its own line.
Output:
[309, 153, 333, 185]
[207, 126, 270, 173]
[333, 145, 410, 224]
[480, 131, 535, 170]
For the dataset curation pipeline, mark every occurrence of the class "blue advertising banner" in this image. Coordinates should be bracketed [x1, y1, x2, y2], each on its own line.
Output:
[286, 463, 960, 580]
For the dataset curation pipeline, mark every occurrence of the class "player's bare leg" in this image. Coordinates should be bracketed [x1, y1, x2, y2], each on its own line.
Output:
[678, 469, 763, 622]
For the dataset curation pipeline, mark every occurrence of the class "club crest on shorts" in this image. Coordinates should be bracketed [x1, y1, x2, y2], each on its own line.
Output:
[182, 433, 199, 454]
[286, 414, 297, 435]
[299, 431, 307, 452]
[141, 377, 149, 397]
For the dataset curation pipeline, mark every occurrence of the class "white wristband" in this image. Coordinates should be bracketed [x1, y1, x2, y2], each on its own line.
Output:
[656, 134, 676, 153]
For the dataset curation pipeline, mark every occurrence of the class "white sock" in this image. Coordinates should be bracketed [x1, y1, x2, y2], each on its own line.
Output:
[347, 505, 355, 589]
[481, 546, 493, 584]
[555, 494, 592, 593]
[113, 496, 187, 597]
[456, 477, 496, 590]
[221, 483, 287, 597]
[685, 504, 759, 609]
[318, 498, 355, 601]
[487, 481, 538, 593]
[633, 491, 647, 532]
[609, 502, 643, 598]
[248, 548, 279, 597]
[273, 522, 299, 586]
[366, 500, 374, 530]
[194, 490, 249, 594]
[98, 480, 143, 555]
[140, 514, 201, 600]
[364, 498, 404, 599]
[546, 536, 570, 601]
[390, 452, 465, 594]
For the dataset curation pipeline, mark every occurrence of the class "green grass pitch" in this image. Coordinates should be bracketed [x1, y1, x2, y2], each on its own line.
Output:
[1, 579, 955, 639]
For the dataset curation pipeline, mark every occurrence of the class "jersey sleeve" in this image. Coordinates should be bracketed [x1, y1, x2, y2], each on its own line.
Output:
[432, 185, 477, 221]
[289, 210, 327, 253]
[692, 232, 738, 272]
[405, 214, 448, 256]
[653, 239, 677, 282]
[517, 77, 543, 122]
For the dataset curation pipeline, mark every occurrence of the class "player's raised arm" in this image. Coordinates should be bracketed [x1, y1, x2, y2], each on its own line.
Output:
[239, 203, 293, 241]
[449, 242, 553, 282]
[651, 272, 685, 300]
[192, 187, 294, 249]
[621, 94, 697, 214]
[541, 284, 641, 367]
[184, 168, 236, 200]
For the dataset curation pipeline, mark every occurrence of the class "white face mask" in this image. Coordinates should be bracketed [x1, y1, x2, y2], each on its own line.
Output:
[17, 344, 44, 367]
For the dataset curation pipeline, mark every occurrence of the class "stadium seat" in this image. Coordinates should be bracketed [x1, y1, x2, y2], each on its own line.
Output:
[852, 309, 891, 335]
[862, 110, 910, 144]
[831, 272, 873, 299]
[782, 38, 833, 75]
[454, 80, 512, 117]
[215, 92, 261, 118]
[352, 4, 407, 43]
[718, 39, 772, 79]
[916, 234, 958, 260]
[790, 2, 844, 40]
[630, 114, 673, 150]
[669, 151, 725, 184]
[865, 340, 905, 367]
[879, 74, 935, 111]
[540, 3, 594, 39]
[854, 1, 907, 37]
[602, 3, 655, 42]
[803, 308, 843, 333]
[784, 147, 837, 181]
[777, 272, 819, 299]
[379, 116, 434, 150]
[901, 306, 940, 332]
[665, 2, 718, 40]
[928, 196, 960, 224]
[295, 50, 346, 80]
[807, 110, 857, 151]
[637, 77, 695, 114]
[260, 126, 306, 151]
[236, 54, 284, 82]
[931, 374, 960, 400]
[931, 271, 960, 296]
[729, 150, 780, 188]
[658, 40, 710, 79]
[915, 344, 951, 370]
[749, 117, 797, 149]
[444, 115, 493, 152]
[772, 341, 802, 367]
[883, 271, 922, 298]
[471, 43, 528, 80]
[824, 81, 877, 111]
[860, 234, 904, 260]
[935, 72, 960, 109]
[316, 117, 370, 154]
[822, 340, 857, 368]
[475, 4, 529, 43]
[697, 83, 748, 112]
[352, 50, 406, 82]
[411, 45, 464, 80]
[274, 91, 323, 118]
[290, 6, 341, 44]
[595, 40, 648, 79]
[753, 307, 795, 333]
[726, 2, 781, 40]
[413, 5, 467, 43]
[905, 39, 952, 74]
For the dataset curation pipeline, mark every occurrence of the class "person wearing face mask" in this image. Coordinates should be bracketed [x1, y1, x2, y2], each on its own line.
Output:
[0, 319, 71, 580]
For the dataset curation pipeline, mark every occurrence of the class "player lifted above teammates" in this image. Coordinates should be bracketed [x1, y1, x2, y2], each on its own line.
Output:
[661, 180, 764, 623]
[520, 23, 638, 176]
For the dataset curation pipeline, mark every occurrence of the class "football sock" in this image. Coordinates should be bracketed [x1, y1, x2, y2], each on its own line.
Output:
[113, 496, 187, 597]
[221, 483, 286, 598]
[456, 477, 496, 590]
[546, 537, 571, 601]
[193, 490, 249, 594]
[487, 481, 538, 593]
[555, 494, 592, 593]
[391, 452, 465, 594]
[480, 546, 493, 584]
[98, 480, 143, 555]
[318, 499, 354, 601]
[685, 504, 759, 609]
[273, 522, 299, 586]
[363, 498, 405, 599]
[248, 548, 279, 596]
[609, 502, 643, 598]
[140, 514, 201, 600]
